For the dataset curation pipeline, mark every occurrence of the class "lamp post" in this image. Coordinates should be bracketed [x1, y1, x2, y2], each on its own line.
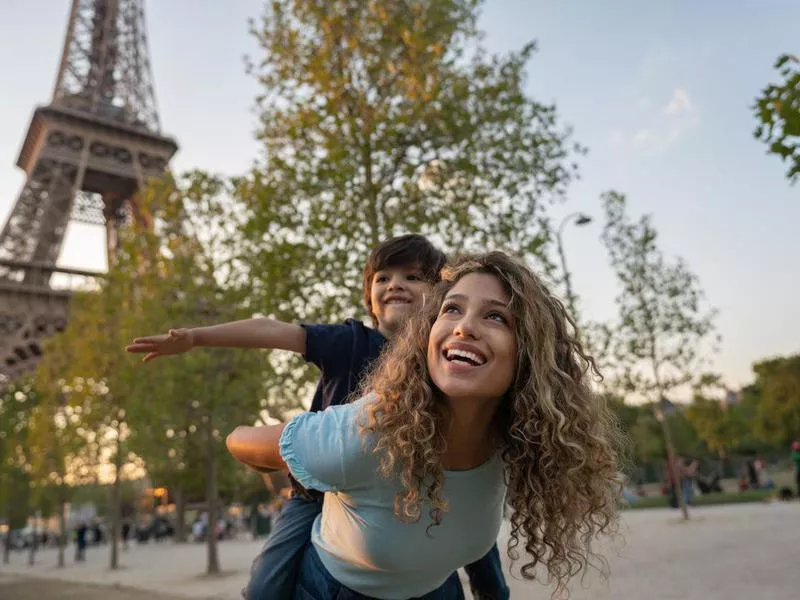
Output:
[556, 212, 592, 315]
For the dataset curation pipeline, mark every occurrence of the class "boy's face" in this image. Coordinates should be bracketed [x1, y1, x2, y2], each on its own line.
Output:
[370, 265, 431, 337]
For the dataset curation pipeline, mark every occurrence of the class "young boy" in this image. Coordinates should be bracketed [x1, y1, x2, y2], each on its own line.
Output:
[126, 234, 508, 600]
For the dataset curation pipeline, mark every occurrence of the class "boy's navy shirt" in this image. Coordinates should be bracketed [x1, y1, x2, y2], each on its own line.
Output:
[302, 318, 386, 413]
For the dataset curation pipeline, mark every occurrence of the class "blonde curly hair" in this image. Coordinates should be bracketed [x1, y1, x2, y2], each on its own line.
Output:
[359, 251, 622, 592]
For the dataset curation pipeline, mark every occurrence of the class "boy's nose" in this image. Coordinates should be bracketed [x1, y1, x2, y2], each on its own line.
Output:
[387, 276, 405, 289]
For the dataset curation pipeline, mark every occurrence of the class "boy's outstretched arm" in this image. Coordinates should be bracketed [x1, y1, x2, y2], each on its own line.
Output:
[125, 318, 306, 363]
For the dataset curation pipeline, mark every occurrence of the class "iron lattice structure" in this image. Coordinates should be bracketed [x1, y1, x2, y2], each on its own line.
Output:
[0, 0, 178, 381]
[54, 0, 162, 132]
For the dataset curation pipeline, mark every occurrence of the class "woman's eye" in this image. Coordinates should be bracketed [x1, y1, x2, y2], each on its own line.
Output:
[441, 303, 460, 314]
[407, 274, 421, 281]
[487, 312, 507, 323]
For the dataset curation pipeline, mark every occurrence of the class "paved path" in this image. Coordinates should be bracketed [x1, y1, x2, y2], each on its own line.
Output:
[1, 502, 798, 599]
[0, 575, 185, 600]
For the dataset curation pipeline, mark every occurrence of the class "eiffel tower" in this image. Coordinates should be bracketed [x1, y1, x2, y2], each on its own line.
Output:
[0, 0, 178, 382]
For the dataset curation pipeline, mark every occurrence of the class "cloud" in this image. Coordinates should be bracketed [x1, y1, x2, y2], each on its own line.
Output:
[608, 87, 699, 152]
[663, 87, 692, 115]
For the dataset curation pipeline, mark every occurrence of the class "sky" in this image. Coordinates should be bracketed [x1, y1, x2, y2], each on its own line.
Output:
[0, 1, 798, 393]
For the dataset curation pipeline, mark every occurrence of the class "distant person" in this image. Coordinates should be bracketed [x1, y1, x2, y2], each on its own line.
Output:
[75, 522, 88, 562]
[738, 473, 749, 492]
[745, 456, 760, 489]
[682, 457, 699, 505]
[791, 440, 800, 497]
[121, 521, 130, 550]
[755, 458, 775, 490]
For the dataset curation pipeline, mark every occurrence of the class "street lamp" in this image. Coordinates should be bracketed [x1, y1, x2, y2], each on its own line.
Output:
[556, 212, 592, 315]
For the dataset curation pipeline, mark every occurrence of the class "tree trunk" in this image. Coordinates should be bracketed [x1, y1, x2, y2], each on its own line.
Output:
[174, 487, 187, 543]
[3, 530, 11, 564]
[57, 499, 66, 568]
[27, 513, 38, 565]
[650, 350, 689, 522]
[657, 411, 689, 521]
[109, 434, 122, 569]
[205, 421, 220, 574]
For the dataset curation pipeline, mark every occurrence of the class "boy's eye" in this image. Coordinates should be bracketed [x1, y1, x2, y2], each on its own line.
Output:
[375, 275, 388, 283]
[407, 274, 421, 281]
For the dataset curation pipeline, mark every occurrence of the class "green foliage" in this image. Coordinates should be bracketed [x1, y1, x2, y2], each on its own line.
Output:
[749, 354, 800, 447]
[600, 191, 719, 399]
[237, 0, 584, 414]
[0, 381, 38, 527]
[118, 172, 269, 498]
[754, 54, 800, 183]
[606, 394, 705, 481]
[32, 171, 269, 572]
[684, 375, 750, 457]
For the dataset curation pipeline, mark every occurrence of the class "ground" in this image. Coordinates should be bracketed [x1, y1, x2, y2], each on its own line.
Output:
[1, 501, 798, 599]
[0, 577, 184, 600]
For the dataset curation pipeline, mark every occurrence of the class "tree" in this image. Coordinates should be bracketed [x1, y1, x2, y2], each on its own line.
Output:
[36, 274, 136, 570]
[601, 191, 719, 519]
[118, 172, 268, 574]
[754, 54, 800, 183]
[685, 374, 748, 461]
[26, 396, 73, 569]
[237, 0, 585, 414]
[750, 354, 800, 447]
[35, 171, 268, 574]
[0, 380, 37, 564]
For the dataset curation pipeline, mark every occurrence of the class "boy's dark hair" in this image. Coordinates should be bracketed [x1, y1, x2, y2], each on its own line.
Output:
[362, 234, 447, 326]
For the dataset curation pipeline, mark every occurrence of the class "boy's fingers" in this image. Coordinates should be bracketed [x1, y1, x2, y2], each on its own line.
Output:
[126, 343, 156, 353]
[132, 335, 165, 344]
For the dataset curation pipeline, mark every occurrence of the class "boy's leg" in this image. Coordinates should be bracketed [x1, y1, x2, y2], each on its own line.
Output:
[244, 495, 322, 600]
[463, 543, 509, 600]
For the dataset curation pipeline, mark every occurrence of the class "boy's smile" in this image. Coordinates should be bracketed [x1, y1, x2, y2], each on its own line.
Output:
[370, 266, 430, 337]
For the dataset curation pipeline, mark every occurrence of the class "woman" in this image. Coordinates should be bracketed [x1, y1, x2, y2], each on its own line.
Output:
[227, 252, 621, 599]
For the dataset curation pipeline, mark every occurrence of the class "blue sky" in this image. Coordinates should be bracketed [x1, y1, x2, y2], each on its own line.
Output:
[1, 1, 798, 391]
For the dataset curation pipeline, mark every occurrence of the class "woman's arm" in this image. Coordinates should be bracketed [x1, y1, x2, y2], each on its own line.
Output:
[226, 424, 288, 471]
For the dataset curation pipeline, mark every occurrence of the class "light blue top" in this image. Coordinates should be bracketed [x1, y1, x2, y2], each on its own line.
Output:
[279, 395, 506, 600]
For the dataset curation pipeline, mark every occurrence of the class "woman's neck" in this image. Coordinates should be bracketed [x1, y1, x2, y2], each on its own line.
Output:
[441, 397, 500, 470]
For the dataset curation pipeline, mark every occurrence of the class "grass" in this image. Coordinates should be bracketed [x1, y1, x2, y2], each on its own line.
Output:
[622, 488, 777, 510]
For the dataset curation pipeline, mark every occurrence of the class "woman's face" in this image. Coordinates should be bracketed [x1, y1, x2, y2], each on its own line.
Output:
[427, 273, 517, 404]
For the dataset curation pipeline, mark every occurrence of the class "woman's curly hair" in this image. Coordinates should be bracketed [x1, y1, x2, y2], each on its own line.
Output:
[359, 251, 622, 593]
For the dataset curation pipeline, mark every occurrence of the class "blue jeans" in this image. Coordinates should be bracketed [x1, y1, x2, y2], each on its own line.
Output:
[246, 496, 507, 600]
[294, 543, 465, 600]
[245, 495, 323, 600]
[463, 544, 509, 600]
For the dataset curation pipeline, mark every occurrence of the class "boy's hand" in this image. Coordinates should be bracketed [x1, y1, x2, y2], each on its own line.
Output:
[125, 328, 195, 363]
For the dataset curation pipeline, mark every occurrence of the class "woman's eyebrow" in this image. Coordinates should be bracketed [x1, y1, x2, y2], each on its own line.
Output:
[443, 293, 509, 309]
